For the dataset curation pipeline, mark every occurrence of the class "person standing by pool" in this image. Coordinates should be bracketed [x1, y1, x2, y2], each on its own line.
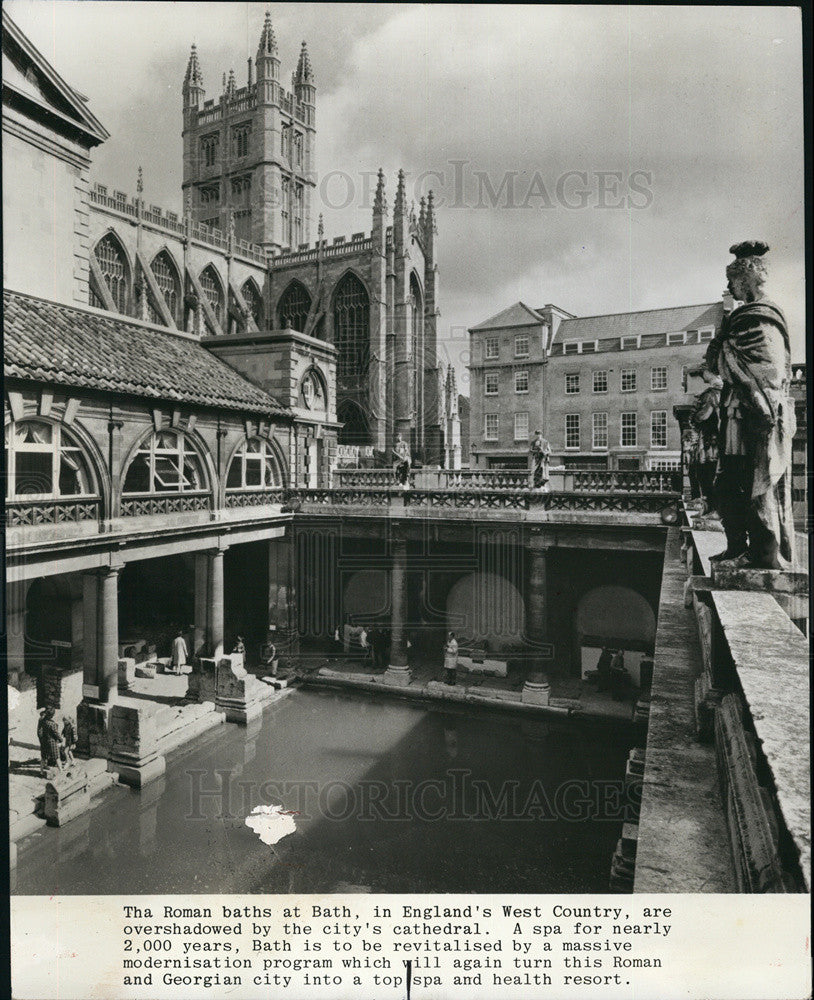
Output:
[171, 629, 188, 675]
[444, 632, 459, 685]
[37, 707, 63, 775]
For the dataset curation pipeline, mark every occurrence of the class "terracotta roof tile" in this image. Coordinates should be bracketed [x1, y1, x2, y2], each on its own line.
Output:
[3, 290, 287, 416]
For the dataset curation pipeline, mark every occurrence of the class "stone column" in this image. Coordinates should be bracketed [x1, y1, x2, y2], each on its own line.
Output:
[525, 537, 550, 683]
[385, 535, 411, 685]
[193, 552, 208, 659]
[5, 580, 28, 690]
[98, 566, 120, 702]
[207, 548, 226, 660]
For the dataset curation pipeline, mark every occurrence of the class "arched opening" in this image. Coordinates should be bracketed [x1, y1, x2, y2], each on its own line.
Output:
[90, 232, 130, 314]
[241, 278, 265, 328]
[575, 585, 656, 686]
[149, 250, 183, 326]
[4, 419, 98, 499]
[446, 571, 525, 656]
[337, 398, 369, 447]
[333, 272, 369, 382]
[277, 280, 311, 332]
[122, 429, 209, 496]
[410, 272, 423, 451]
[199, 264, 224, 332]
[226, 437, 283, 492]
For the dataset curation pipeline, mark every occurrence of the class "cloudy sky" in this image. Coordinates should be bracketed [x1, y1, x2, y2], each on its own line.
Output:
[8, 2, 805, 380]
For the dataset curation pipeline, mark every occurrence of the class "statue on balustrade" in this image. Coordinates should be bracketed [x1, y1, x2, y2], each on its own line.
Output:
[706, 241, 796, 569]
[689, 366, 723, 514]
[530, 430, 551, 489]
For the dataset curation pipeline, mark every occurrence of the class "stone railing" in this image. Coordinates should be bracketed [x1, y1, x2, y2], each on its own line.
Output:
[273, 235, 373, 269]
[224, 488, 285, 508]
[119, 492, 212, 517]
[439, 469, 531, 490]
[286, 488, 679, 515]
[333, 469, 399, 488]
[5, 498, 101, 527]
[568, 470, 682, 493]
[89, 186, 268, 266]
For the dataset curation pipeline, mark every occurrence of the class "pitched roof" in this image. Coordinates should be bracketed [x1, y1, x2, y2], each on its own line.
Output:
[3, 290, 287, 416]
[554, 302, 723, 343]
[2, 10, 109, 147]
[469, 302, 543, 332]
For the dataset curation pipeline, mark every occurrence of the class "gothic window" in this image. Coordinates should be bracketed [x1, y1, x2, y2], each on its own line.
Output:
[4, 420, 96, 499]
[232, 123, 251, 159]
[281, 177, 290, 244]
[334, 274, 370, 379]
[199, 265, 224, 329]
[281, 124, 291, 160]
[231, 175, 252, 201]
[241, 279, 264, 328]
[149, 250, 182, 325]
[200, 186, 219, 205]
[292, 184, 303, 246]
[278, 281, 311, 332]
[293, 131, 303, 168]
[410, 273, 423, 421]
[92, 233, 129, 313]
[226, 438, 282, 490]
[201, 134, 219, 167]
[123, 430, 206, 494]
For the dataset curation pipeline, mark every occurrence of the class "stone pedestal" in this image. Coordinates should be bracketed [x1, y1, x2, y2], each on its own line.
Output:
[216, 653, 263, 725]
[186, 657, 219, 704]
[44, 769, 91, 826]
[118, 657, 136, 692]
[521, 673, 551, 706]
[383, 664, 412, 687]
[710, 564, 808, 595]
[76, 700, 111, 759]
[107, 703, 166, 788]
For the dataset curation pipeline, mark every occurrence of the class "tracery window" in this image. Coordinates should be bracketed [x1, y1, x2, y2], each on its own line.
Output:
[149, 251, 182, 325]
[241, 280, 264, 328]
[334, 274, 369, 380]
[92, 234, 129, 313]
[201, 134, 219, 167]
[226, 438, 282, 490]
[232, 123, 251, 159]
[199, 265, 224, 327]
[4, 420, 95, 499]
[123, 431, 206, 494]
[278, 281, 311, 332]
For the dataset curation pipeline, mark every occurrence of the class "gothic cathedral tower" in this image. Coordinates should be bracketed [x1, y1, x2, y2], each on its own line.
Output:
[182, 11, 316, 253]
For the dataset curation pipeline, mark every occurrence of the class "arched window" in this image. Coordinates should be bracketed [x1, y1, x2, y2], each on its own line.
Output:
[226, 438, 282, 490]
[410, 273, 423, 426]
[4, 420, 96, 498]
[333, 273, 369, 380]
[300, 369, 326, 412]
[241, 279, 264, 328]
[91, 233, 129, 313]
[123, 430, 206, 494]
[337, 399, 369, 447]
[149, 250, 182, 326]
[199, 265, 224, 330]
[278, 280, 311, 332]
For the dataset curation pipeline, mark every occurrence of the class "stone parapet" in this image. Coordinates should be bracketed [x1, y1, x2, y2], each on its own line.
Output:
[106, 703, 166, 788]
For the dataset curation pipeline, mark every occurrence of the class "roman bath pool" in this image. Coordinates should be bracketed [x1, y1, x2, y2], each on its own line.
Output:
[13, 689, 633, 894]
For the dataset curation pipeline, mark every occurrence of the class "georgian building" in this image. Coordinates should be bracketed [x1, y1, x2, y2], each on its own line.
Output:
[469, 299, 728, 471]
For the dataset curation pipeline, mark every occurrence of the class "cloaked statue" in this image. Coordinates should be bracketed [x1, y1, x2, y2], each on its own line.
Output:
[706, 241, 796, 569]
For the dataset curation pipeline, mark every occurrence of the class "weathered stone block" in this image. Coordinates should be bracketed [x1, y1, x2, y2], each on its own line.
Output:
[44, 769, 90, 826]
[135, 662, 156, 679]
[215, 654, 263, 724]
[118, 657, 136, 691]
[75, 700, 110, 759]
[107, 703, 166, 788]
[711, 564, 808, 595]
[186, 657, 219, 704]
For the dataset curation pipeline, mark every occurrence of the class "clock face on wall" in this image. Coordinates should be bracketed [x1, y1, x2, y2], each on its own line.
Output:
[301, 371, 325, 410]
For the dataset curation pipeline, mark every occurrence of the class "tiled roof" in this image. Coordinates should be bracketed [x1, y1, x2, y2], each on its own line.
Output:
[554, 302, 723, 343]
[470, 302, 543, 332]
[3, 290, 287, 415]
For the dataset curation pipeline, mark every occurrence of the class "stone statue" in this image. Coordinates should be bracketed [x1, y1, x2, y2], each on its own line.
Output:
[529, 430, 551, 489]
[705, 241, 796, 569]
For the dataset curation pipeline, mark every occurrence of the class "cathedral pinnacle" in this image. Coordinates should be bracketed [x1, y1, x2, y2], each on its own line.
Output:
[373, 168, 387, 215]
[426, 189, 437, 234]
[294, 40, 314, 86]
[394, 168, 406, 215]
[226, 68, 236, 96]
[258, 10, 278, 56]
[184, 43, 203, 89]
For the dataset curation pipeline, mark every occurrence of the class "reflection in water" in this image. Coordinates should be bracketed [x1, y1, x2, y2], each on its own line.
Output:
[14, 689, 631, 895]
